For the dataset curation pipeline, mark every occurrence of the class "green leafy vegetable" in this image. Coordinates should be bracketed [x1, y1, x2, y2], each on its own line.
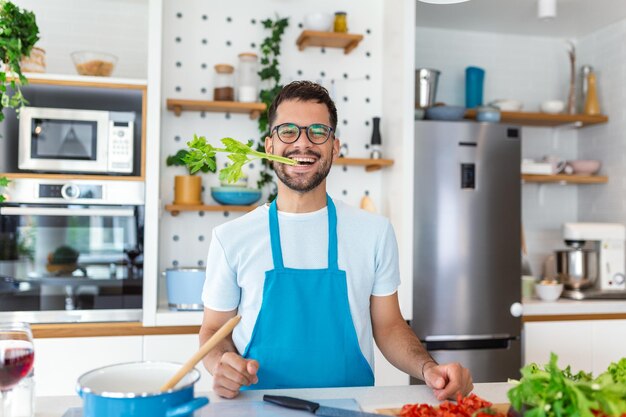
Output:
[166, 149, 215, 175]
[0, 176, 8, 203]
[508, 353, 626, 417]
[184, 135, 296, 185]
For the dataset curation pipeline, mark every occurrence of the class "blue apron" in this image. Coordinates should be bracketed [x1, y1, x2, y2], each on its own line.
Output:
[241, 195, 374, 389]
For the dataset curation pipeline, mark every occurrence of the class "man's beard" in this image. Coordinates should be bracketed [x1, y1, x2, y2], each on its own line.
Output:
[273, 149, 332, 193]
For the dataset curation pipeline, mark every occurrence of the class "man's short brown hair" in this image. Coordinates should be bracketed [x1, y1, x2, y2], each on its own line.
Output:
[268, 81, 338, 131]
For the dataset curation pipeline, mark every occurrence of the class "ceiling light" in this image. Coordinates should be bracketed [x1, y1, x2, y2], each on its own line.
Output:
[538, 0, 557, 20]
[417, 0, 470, 4]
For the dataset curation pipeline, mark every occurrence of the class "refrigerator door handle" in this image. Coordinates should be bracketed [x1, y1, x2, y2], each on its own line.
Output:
[425, 334, 512, 342]
[424, 335, 517, 351]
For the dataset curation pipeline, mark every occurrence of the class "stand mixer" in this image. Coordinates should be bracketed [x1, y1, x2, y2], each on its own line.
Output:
[557, 223, 626, 300]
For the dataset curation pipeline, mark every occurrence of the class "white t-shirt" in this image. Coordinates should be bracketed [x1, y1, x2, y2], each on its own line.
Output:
[201, 199, 401, 370]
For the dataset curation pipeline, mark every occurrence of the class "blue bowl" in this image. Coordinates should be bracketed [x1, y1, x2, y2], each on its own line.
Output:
[425, 105, 466, 121]
[211, 186, 262, 206]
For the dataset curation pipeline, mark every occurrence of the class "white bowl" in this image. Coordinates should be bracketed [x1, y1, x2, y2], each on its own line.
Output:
[541, 100, 565, 114]
[303, 13, 333, 32]
[535, 281, 563, 302]
[489, 99, 523, 112]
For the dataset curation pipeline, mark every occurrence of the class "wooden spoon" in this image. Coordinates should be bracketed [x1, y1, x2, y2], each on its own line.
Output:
[160, 315, 241, 392]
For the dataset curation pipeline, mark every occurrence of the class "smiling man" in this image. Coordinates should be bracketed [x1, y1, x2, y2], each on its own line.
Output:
[199, 81, 473, 399]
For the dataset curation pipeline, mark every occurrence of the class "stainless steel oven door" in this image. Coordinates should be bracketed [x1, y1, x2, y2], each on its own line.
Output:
[0, 204, 143, 323]
[18, 107, 110, 173]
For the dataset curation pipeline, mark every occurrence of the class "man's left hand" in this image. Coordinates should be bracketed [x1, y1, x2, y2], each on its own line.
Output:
[423, 362, 473, 401]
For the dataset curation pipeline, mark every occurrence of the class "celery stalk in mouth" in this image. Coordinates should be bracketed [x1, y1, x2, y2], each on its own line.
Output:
[183, 135, 297, 184]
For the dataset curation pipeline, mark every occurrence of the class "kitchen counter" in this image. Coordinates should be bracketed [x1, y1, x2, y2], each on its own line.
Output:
[523, 297, 626, 321]
[35, 383, 512, 416]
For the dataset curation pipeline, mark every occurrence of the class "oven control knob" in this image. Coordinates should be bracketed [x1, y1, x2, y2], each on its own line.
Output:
[614, 273, 625, 286]
[61, 183, 80, 200]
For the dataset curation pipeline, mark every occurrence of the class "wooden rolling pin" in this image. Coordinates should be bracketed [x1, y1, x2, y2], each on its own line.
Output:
[160, 315, 241, 391]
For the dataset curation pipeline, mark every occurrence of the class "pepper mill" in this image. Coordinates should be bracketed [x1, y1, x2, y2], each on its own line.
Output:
[370, 117, 382, 159]
[584, 71, 600, 115]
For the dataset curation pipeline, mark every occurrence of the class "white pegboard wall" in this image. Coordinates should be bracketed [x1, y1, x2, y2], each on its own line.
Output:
[159, 0, 389, 280]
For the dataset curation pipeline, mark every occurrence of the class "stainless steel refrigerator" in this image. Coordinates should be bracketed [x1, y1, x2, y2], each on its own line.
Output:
[412, 120, 521, 382]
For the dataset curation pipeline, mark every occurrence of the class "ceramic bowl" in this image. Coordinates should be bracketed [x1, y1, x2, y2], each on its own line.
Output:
[569, 160, 601, 175]
[489, 99, 523, 112]
[211, 186, 262, 206]
[425, 105, 466, 121]
[303, 13, 333, 32]
[541, 100, 565, 114]
[535, 281, 563, 302]
[476, 106, 501, 123]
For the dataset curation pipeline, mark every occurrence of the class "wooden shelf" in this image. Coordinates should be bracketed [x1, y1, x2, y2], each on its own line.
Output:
[335, 157, 394, 172]
[165, 204, 258, 216]
[464, 110, 608, 127]
[522, 174, 608, 184]
[296, 31, 364, 54]
[166, 99, 266, 119]
[0, 172, 144, 181]
[10, 72, 147, 90]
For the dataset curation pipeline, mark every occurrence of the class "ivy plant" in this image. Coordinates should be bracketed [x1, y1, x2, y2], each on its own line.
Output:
[0, 0, 40, 203]
[255, 16, 289, 202]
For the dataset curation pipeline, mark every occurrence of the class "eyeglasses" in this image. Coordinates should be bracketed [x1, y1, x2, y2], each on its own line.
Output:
[271, 123, 334, 145]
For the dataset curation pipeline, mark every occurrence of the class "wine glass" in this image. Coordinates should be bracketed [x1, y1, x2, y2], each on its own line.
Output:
[0, 323, 34, 417]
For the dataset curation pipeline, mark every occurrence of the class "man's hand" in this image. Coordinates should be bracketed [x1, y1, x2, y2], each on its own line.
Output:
[212, 352, 259, 398]
[423, 362, 473, 401]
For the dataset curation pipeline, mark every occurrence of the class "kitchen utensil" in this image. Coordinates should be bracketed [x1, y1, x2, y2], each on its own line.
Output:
[415, 69, 440, 108]
[370, 117, 382, 159]
[71, 51, 117, 77]
[164, 267, 205, 311]
[211, 186, 262, 205]
[77, 362, 208, 417]
[160, 315, 241, 391]
[465, 66, 485, 108]
[425, 105, 466, 121]
[534, 281, 563, 301]
[521, 226, 533, 277]
[489, 99, 523, 112]
[555, 248, 598, 289]
[304, 13, 333, 31]
[568, 160, 601, 175]
[476, 106, 500, 123]
[200, 398, 363, 417]
[264, 395, 382, 417]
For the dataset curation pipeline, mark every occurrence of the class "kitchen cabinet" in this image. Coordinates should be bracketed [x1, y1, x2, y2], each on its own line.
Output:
[33, 336, 143, 396]
[523, 319, 626, 375]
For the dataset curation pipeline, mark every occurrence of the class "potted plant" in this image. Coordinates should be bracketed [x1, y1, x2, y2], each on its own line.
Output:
[166, 149, 216, 205]
[0, 0, 40, 202]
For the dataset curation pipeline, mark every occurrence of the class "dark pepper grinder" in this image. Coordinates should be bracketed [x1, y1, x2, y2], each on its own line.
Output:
[370, 117, 382, 159]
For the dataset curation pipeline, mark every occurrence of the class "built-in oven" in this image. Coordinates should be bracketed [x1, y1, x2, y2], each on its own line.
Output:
[0, 179, 144, 323]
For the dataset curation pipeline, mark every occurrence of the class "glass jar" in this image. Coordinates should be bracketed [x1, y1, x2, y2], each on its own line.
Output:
[333, 12, 348, 33]
[213, 64, 234, 101]
[237, 53, 259, 103]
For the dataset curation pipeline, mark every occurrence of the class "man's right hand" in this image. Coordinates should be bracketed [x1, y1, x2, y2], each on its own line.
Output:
[211, 352, 259, 398]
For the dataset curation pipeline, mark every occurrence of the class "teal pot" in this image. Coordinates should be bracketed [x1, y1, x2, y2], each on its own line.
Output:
[76, 361, 209, 417]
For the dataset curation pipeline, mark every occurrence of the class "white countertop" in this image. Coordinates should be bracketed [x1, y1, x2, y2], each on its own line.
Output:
[523, 297, 626, 316]
[35, 383, 512, 416]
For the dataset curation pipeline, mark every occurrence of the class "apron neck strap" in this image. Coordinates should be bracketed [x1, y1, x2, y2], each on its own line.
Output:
[268, 195, 339, 271]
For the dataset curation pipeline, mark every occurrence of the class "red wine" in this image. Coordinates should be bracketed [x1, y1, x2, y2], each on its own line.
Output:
[0, 340, 34, 390]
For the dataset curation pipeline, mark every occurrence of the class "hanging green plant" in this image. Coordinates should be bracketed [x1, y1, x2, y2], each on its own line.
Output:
[255, 16, 289, 202]
[0, 0, 39, 203]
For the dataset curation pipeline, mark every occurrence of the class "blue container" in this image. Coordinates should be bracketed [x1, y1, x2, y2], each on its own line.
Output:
[165, 267, 205, 311]
[465, 66, 485, 109]
[77, 362, 209, 417]
[211, 186, 262, 206]
[425, 105, 466, 121]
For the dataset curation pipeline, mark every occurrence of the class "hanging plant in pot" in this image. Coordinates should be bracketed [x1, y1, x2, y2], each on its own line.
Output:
[166, 149, 216, 205]
[0, 0, 40, 203]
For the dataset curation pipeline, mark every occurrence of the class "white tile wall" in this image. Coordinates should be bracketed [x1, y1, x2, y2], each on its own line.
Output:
[578, 18, 626, 224]
[415, 26, 579, 278]
[13, 0, 148, 79]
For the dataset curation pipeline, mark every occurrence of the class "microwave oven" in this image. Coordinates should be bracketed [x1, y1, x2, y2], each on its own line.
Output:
[18, 106, 135, 174]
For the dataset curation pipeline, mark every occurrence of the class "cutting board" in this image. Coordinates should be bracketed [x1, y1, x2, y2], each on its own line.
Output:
[375, 403, 511, 416]
[200, 398, 362, 416]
